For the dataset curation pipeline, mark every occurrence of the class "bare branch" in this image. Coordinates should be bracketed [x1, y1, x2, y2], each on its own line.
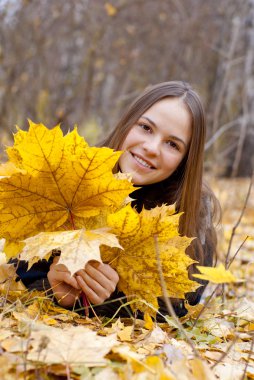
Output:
[211, 334, 239, 369]
[205, 118, 241, 151]
[228, 235, 249, 268]
[225, 172, 254, 268]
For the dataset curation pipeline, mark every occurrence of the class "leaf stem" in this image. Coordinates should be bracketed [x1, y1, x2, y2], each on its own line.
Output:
[81, 292, 90, 317]
[69, 210, 76, 230]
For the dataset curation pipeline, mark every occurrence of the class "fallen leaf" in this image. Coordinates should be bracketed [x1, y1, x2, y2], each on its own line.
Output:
[235, 298, 254, 321]
[1, 336, 30, 353]
[106, 318, 125, 334]
[213, 363, 245, 380]
[117, 325, 133, 342]
[143, 326, 170, 345]
[203, 318, 235, 338]
[27, 322, 119, 366]
[159, 343, 185, 364]
[193, 263, 237, 284]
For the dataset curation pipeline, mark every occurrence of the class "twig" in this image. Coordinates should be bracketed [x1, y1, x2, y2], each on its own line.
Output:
[102, 298, 139, 327]
[211, 334, 239, 369]
[191, 284, 221, 328]
[222, 173, 253, 303]
[240, 335, 254, 380]
[154, 235, 200, 358]
[205, 118, 241, 151]
[228, 235, 249, 268]
[225, 172, 253, 268]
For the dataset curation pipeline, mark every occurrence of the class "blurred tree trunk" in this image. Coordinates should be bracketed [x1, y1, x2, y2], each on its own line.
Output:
[205, 0, 254, 177]
[231, 0, 254, 176]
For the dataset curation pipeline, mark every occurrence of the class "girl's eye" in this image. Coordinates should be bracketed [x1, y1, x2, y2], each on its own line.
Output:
[166, 140, 179, 150]
[138, 123, 152, 133]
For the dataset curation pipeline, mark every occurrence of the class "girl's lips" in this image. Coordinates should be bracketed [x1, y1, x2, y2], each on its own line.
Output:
[131, 153, 155, 169]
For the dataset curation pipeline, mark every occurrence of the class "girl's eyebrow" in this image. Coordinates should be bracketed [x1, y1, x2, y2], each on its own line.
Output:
[140, 116, 188, 149]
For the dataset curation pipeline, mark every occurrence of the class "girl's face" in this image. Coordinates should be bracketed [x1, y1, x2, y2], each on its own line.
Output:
[119, 98, 192, 186]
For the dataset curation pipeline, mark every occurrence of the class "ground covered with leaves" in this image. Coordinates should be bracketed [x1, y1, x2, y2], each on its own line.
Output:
[0, 177, 252, 380]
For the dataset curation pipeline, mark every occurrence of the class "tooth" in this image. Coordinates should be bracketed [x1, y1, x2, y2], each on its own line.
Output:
[135, 155, 151, 168]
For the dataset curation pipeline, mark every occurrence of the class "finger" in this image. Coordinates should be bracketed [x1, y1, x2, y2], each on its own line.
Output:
[49, 269, 80, 290]
[79, 270, 113, 299]
[86, 262, 119, 284]
[78, 266, 116, 295]
[52, 261, 71, 273]
[76, 275, 106, 304]
[52, 256, 60, 264]
[61, 274, 80, 290]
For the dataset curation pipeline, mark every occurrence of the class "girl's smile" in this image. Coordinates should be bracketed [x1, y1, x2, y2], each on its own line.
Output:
[119, 97, 192, 185]
[131, 153, 156, 170]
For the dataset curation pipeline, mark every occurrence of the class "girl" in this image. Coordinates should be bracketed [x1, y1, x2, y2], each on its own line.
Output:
[16, 81, 219, 318]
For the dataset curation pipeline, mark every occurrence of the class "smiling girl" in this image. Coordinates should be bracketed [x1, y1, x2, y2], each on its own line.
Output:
[17, 81, 219, 318]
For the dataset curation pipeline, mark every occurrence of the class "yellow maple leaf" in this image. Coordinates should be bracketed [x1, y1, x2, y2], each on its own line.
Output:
[20, 228, 122, 275]
[26, 323, 118, 365]
[192, 263, 237, 284]
[0, 121, 134, 243]
[101, 204, 199, 315]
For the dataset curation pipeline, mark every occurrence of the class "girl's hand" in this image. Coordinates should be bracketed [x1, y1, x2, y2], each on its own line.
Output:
[47, 257, 81, 308]
[76, 261, 119, 305]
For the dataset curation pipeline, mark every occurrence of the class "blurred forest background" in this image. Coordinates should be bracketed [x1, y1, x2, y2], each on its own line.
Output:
[0, 0, 253, 177]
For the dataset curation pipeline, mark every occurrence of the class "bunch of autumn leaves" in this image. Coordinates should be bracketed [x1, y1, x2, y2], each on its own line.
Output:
[0, 121, 199, 314]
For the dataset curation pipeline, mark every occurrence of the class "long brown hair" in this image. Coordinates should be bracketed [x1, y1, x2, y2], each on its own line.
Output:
[100, 81, 219, 265]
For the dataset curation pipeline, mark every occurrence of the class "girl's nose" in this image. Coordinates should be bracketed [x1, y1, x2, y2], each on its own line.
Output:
[143, 137, 160, 155]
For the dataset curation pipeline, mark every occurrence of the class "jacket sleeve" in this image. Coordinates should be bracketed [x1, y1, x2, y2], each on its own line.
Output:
[14, 249, 61, 293]
[14, 258, 53, 294]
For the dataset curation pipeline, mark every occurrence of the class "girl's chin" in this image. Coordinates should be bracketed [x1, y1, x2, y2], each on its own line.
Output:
[131, 176, 154, 186]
